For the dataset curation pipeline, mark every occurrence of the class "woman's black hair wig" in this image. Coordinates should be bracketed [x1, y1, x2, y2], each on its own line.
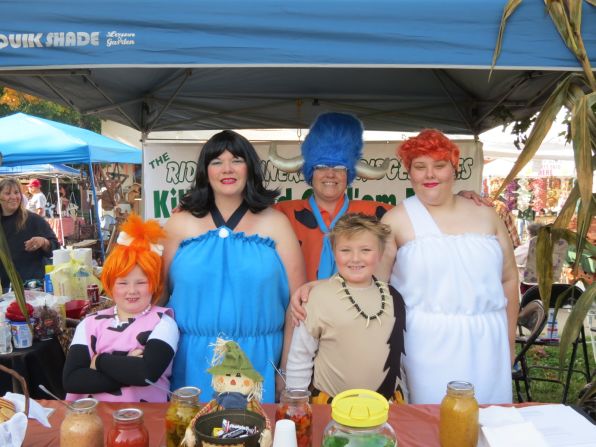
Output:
[179, 130, 279, 217]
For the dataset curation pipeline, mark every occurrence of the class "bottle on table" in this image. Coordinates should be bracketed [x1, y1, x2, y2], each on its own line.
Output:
[44, 265, 54, 294]
[0, 320, 13, 354]
[439, 381, 479, 447]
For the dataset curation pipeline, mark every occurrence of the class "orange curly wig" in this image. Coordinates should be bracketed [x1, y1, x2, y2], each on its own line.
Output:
[397, 129, 460, 173]
[101, 214, 166, 303]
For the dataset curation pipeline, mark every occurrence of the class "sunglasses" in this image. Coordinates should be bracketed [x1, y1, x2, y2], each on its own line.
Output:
[313, 165, 348, 173]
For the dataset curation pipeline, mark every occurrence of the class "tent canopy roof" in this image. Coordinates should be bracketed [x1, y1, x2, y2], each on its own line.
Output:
[0, 113, 142, 166]
[0, 0, 594, 135]
[0, 163, 81, 178]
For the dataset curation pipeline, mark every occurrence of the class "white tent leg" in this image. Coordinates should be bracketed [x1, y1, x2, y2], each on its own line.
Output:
[54, 177, 65, 247]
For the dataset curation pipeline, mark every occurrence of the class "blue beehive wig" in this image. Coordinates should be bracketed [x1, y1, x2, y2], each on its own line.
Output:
[301, 112, 364, 185]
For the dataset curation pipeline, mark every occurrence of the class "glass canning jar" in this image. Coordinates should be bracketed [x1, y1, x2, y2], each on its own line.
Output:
[322, 389, 397, 447]
[165, 386, 201, 447]
[107, 408, 149, 447]
[60, 398, 104, 447]
[275, 388, 312, 447]
[439, 381, 479, 447]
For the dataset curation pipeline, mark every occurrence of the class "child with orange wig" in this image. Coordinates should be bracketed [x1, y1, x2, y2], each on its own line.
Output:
[63, 214, 179, 402]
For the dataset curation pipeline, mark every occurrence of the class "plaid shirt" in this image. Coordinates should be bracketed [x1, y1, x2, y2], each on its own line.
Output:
[494, 200, 521, 249]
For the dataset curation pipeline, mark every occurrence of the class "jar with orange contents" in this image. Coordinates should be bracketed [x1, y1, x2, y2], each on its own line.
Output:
[107, 408, 149, 447]
[439, 381, 479, 447]
[275, 388, 312, 447]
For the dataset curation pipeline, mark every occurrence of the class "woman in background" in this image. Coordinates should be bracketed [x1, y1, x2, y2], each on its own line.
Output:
[0, 178, 58, 292]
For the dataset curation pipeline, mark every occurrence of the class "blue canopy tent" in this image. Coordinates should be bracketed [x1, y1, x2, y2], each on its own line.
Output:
[0, 113, 141, 166]
[0, 1, 593, 136]
[0, 113, 142, 258]
[0, 163, 80, 178]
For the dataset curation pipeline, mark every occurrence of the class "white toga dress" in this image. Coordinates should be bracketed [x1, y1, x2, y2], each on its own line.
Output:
[390, 196, 512, 404]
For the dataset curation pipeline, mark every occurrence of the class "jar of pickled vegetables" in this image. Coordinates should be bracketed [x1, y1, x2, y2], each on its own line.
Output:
[439, 381, 479, 447]
[275, 388, 312, 447]
[107, 408, 149, 447]
[165, 386, 201, 447]
[60, 398, 104, 447]
[322, 389, 397, 447]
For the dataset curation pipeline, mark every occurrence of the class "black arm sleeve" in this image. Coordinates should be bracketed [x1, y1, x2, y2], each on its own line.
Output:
[62, 344, 122, 394]
[95, 339, 175, 386]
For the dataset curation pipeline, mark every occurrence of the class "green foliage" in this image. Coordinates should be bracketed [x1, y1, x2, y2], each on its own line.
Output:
[0, 222, 31, 333]
[0, 86, 100, 132]
[514, 344, 595, 405]
[491, 0, 596, 384]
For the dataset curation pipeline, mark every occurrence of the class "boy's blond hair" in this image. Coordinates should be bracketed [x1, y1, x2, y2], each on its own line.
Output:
[329, 213, 391, 250]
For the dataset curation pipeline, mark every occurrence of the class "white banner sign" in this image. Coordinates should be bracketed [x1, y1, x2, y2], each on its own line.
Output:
[143, 140, 483, 223]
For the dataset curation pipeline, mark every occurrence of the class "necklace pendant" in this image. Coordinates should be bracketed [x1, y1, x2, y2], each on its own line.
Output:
[339, 275, 387, 327]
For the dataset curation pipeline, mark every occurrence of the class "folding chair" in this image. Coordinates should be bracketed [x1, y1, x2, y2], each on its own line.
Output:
[521, 284, 592, 403]
[513, 299, 547, 401]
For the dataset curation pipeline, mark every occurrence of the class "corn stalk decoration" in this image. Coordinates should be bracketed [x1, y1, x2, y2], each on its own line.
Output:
[0, 220, 32, 333]
[492, 0, 595, 399]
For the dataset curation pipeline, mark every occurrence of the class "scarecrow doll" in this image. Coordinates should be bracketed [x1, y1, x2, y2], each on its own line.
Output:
[182, 338, 272, 447]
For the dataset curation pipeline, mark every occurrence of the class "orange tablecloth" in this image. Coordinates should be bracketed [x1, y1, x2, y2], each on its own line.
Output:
[25, 401, 444, 446]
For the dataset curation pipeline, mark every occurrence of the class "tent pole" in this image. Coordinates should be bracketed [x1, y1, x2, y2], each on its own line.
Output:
[54, 177, 65, 247]
[87, 162, 105, 262]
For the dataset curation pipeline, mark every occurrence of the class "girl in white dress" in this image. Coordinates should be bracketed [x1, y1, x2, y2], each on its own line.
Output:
[378, 129, 518, 404]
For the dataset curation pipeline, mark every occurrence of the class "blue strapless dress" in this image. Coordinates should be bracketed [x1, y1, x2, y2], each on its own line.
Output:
[167, 226, 289, 403]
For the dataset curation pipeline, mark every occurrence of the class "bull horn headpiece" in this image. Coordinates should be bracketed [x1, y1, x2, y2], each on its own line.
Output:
[268, 143, 304, 173]
[268, 112, 389, 184]
[356, 158, 389, 180]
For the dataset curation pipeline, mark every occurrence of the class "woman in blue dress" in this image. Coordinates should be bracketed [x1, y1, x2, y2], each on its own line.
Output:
[160, 131, 305, 402]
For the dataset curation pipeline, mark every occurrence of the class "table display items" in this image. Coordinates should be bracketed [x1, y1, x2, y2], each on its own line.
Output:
[107, 408, 149, 447]
[0, 397, 16, 422]
[5, 302, 34, 348]
[165, 386, 201, 447]
[0, 321, 13, 354]
[50, 248, 101, 300]
[275, 389, 312, 447]
[43, 265, 54, 294]
[182, 338, 272, 447]
[439, 381, 479, 447]
[322, 389, 397, 447]
[0, 365, 32, 447]
[193, 409, 265, 446]
[60, 398, 104, 447]
[32, 304, 61, 341]
[86, 283, 100, 305]
[272, 419, 297, 447]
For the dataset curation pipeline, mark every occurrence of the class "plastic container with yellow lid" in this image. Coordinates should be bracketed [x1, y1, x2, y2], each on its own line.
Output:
[322, 389, 397, 447]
